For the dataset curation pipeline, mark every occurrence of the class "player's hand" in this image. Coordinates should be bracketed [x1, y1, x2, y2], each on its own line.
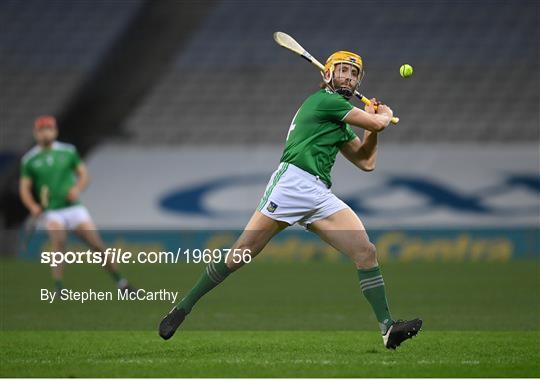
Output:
[364, 98, 380, 114]
[376, 103, 394, 119]
[29, 204, 42, 217]
[67, 186, 80, 202]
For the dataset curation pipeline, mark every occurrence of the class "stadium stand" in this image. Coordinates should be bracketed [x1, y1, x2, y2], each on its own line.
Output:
[0, 1, 537, 254]
[0, 0, 143, 153]
[124, 0, 539, 144]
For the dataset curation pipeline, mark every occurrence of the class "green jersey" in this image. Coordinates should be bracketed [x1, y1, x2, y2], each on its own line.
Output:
[280, 89, 357, 187]
[20, 142, 82, 210]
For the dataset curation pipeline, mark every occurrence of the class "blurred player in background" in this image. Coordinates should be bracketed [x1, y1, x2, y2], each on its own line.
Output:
[19, 115, 135, 293]
[160, 52, 421, 349]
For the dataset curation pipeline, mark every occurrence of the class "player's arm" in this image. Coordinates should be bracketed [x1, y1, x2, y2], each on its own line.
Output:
[343, 102, 393, 133]
[67, 163, 89, 202]
[340, 98, 382, 171]
[19, 177, 42, 217]
[340, 131, 378, 172]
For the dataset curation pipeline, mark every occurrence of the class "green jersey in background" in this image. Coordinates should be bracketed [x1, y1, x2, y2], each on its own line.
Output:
[20, 142, 82, 210]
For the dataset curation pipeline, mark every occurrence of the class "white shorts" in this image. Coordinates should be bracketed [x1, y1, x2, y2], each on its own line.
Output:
[41, 205, 92, 230]
[257, 162, 349, 227]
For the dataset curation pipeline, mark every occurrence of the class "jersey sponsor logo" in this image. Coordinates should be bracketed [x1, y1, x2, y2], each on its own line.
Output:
[267, 201, 278, 213]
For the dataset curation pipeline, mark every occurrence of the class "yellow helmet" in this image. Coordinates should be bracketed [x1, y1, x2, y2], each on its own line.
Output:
[322, 51, 365, 97]
[324, 50, 363, 74]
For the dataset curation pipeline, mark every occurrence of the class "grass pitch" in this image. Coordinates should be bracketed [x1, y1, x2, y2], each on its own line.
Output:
[1, 331, 539, 377]
[1, 260, 539, 377]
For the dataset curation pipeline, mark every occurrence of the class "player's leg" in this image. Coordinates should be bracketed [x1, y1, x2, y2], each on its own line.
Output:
[226, 211, 290, 269]
[69, 206, 133, 290]
[309, 208, 393, 329]
[45, 219, 67, 292]
[159, 211, 288, 340]
[180, 210, 288, 311]
[309, 207, 421, 349]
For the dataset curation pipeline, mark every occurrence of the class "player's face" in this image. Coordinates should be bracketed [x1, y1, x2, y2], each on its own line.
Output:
[34, 125, 58, 146]
[333, 63, 359, 91]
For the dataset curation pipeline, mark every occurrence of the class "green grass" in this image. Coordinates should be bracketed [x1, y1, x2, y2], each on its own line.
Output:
[1, 260, 539, 377]
[2, 260, 539, 330]
[1, 331, 539, 377]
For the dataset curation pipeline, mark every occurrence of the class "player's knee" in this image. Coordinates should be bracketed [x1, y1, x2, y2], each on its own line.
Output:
[47, 222, 67, 248]
[353, 242, 378, 268]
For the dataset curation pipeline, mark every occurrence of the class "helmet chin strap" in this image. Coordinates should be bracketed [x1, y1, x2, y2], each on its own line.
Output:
[335, 86, 353, 99]
[330, 76, 354, 99]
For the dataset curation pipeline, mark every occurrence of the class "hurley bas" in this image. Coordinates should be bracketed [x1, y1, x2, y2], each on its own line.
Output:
[41, 288, 180, 304]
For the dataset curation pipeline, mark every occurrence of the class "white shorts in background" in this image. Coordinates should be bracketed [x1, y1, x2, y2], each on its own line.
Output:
[41, 205, 92, 230]
[257, 162, 349, 227]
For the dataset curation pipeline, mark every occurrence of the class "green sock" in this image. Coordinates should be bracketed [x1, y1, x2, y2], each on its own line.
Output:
[358, 266, 393, 334]
[177, 260, 232, 313]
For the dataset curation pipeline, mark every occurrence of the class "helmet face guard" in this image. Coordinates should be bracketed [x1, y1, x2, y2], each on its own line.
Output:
[322, 51, 365, 98]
